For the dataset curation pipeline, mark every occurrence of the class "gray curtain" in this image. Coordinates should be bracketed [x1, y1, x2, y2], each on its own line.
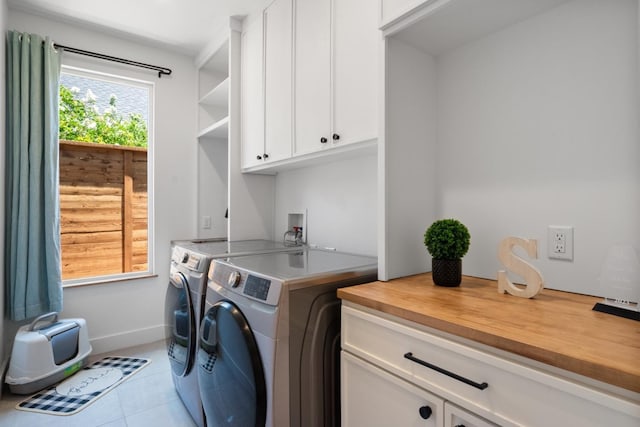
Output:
[5, 31, 63, 321]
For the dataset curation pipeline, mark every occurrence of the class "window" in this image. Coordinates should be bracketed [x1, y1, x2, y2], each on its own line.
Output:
[59, 66, 154, 285]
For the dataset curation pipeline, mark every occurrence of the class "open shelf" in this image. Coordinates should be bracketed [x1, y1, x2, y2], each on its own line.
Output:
[198, 116, 229, 139]
[199, 77, 229, 107]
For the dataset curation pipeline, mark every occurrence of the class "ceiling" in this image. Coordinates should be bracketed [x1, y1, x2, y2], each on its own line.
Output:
[7, 0, 271, 57]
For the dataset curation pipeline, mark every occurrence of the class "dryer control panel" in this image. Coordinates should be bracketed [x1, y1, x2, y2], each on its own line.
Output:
[208, 261, 283, 306]
[243, 275, 271, 301]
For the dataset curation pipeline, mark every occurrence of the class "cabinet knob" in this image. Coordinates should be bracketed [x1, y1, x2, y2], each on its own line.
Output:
[264, 153, 269, 159]
[320, 137, 328, 143]
[418, 405, 432, 420]
[256, 155, 262, 160]
[332, 133, 340, 141]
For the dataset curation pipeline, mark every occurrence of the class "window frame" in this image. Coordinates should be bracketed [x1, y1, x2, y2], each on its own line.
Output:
[59, 65, 155, 287]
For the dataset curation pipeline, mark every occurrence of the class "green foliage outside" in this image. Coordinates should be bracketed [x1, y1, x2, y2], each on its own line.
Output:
[59, 85, 148, 147]
[424, 219, 471, 260]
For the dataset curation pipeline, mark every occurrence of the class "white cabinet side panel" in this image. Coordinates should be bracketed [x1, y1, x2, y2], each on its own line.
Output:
[384, 37, 437, 280]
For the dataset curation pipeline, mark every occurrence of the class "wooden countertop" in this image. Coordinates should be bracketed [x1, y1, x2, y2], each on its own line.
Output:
[337, 273, 640, 394]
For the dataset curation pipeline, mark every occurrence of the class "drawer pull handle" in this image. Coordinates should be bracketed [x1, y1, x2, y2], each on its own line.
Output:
[404, 352, 489, 391]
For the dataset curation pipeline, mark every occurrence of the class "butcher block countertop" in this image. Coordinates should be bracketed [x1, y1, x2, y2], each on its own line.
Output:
[337, 273, 640, 394]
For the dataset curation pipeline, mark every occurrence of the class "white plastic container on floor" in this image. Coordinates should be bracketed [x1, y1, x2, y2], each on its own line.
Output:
[5, 312, 92, 394]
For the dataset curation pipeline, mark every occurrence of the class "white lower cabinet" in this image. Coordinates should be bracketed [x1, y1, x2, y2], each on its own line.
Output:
[341, 303, 640, 427]
[445, 403, 497, 427]
[342, 351, 444, 426]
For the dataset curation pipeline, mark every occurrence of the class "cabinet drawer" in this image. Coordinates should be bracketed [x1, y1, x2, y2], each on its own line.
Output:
[342, 303, 640, 427]
[342, 351, 444, 427]
[445, 402, 497, 427]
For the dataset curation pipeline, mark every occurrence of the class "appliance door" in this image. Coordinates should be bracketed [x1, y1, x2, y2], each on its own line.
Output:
[197, 300, 267, 427]
[165, 269, 195, 377]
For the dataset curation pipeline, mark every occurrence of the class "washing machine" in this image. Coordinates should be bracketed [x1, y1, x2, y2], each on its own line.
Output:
[165, 239, 302, 427]
[197, 248, 377, 427]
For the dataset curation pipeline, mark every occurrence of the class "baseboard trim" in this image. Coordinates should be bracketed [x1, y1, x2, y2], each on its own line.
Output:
[90, 325, 164, 355]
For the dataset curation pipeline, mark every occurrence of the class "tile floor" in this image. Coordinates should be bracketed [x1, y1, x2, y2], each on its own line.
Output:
[0, 340, 197, 427]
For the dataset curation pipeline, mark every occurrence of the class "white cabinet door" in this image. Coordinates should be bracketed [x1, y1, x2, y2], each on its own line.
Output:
[445, 402, 497, 427]
[333, 0, 378, 146]
[342, 351, 444, 427]
[241, 16, 264, 169]
[293, 0, 331, 155]
[294, 0, 378, 156]
[264, 0, 293, 163]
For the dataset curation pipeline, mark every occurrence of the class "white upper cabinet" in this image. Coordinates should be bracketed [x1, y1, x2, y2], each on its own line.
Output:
[294, 0, 378, 156]
[293, 0, 331, 155]
[241, 0, 293, 171]
[264, 0, 293, 164]
[332, 0, 379, 148]
[380, 0, 428, 28]
[240, 16, 264, 169]
[241, 0, 379, 173]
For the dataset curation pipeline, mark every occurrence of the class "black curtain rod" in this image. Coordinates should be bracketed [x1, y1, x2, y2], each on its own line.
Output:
[53, 44, 172, 78]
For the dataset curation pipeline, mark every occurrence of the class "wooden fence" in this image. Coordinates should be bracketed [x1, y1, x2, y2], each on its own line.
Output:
[59, 140, 148, 280]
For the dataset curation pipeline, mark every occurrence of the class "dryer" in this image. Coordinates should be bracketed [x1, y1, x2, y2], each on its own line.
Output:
[197, 248, 377, 427]
[165, 239, 301, 427]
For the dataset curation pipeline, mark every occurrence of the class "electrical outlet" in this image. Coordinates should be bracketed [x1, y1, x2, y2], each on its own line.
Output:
[548, 225, 573, 260]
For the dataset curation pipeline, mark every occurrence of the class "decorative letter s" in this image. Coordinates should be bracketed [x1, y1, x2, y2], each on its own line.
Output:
[497, 237, 545, 298]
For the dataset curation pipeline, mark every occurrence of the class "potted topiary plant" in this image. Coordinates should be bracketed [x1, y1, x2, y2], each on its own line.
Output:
[424, 218, 471, 286]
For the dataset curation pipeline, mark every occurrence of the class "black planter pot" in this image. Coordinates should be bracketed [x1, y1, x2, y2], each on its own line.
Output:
[431, 259, 462, 287]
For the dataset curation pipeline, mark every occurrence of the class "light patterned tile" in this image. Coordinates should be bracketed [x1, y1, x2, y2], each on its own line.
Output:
[0, 339, 174, 427]
[97, 418, 129, 427]
[125, 398, 197, 427]
[116, 370, 179, 417]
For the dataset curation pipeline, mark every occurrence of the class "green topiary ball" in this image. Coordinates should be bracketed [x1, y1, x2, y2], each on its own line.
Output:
[424, 219, 471, 260]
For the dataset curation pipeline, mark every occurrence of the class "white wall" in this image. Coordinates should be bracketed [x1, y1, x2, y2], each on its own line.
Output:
[197, 138, 228, 238]
[7, 9, 198, 353]
[274, 154, 377, 256]
[434, 0, 639, 296]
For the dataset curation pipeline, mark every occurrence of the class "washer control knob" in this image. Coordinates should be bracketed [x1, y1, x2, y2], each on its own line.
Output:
[228, 271, 241, 288]
[181, 252, 189, 263]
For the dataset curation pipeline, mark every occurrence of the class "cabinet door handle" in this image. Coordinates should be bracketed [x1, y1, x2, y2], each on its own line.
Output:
[320, 137, 328, 143]
[332, 133, 340, 141]
[418, 405, 432, 420]
[264, 153, 269, 159]
[455, 425, 466, 427]
[404, 352, 489, 390]
[256, 155, 262, 160]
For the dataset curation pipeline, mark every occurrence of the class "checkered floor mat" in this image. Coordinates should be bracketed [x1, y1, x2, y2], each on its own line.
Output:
[16, 356, 150, 416]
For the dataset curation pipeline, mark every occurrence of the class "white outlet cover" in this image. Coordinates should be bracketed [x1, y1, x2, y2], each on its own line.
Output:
[548, 225, 573, 261]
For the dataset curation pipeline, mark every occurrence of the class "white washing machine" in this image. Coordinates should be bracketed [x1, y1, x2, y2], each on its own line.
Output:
[165, 239, 302, 427]
[197, 248, 377, 427]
